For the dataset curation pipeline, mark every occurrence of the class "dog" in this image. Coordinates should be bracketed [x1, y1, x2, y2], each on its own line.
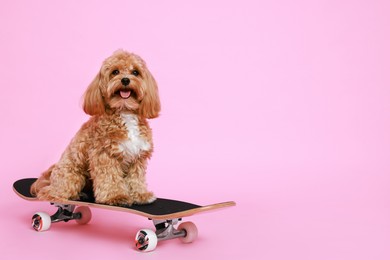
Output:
[30, 50, 160, 206]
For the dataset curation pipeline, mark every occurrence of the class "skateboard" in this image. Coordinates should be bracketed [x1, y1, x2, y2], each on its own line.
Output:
[13, 178, 236, 252]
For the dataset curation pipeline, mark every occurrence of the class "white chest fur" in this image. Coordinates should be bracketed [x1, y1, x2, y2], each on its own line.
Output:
[119, 114, 151, 157]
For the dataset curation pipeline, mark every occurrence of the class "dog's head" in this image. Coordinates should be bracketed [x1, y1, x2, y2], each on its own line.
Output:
[83, 50, 161, 118]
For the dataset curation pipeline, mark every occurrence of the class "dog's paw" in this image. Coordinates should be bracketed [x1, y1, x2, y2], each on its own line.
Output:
[36, 188, 70, 203]
[99, 194, 134, 207]
[133, 192, 156, 205]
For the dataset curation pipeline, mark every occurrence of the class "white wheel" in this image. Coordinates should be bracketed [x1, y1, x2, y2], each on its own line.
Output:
[32, 212, 51, 232]
[178, 222, 198, 243]
[135, 229, 158, 252]
[74, 206, 92, 225]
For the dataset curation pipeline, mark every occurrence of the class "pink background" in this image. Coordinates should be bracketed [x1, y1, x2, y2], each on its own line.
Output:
[1, 0, 390, 259]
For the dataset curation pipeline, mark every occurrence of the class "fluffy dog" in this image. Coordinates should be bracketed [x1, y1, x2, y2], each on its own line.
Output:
[30, 50, 160, 206]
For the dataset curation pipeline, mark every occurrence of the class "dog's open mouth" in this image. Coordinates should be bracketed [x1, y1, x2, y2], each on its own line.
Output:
[115, 88, 137, 100]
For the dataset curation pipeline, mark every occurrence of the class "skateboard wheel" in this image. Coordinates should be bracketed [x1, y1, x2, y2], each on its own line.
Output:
[74, 206, 92, 225]
[135, 229, 158, 252]
[178, 222, 198, 243]
[32, 212, 51, 232]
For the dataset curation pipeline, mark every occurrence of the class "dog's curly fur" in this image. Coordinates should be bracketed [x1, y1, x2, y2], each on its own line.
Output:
[30, 50, 161, 206]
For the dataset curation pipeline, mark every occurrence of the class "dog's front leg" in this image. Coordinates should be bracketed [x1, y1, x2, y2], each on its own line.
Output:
[90, 153, 133, 206]
[125, 159, 156, 205]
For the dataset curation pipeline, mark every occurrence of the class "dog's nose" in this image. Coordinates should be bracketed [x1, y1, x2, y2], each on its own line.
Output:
[121, 78, 130, 86]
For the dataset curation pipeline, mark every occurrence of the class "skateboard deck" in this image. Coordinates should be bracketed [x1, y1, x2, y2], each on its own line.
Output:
[13, 178, 235, 252]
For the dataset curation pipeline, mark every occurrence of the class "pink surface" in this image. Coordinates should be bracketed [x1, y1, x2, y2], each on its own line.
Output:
[1, 0, 390, 259]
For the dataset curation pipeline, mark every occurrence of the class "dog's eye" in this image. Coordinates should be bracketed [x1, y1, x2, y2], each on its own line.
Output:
[132, 70, 139, 76]
[112, 69, 120, 76]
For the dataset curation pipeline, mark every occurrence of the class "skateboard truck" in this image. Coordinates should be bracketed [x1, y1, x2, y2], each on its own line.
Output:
[49, 204, 79, 223]
[153, 219, 186, 241]
[135, 218, 198, 252]
[31, 203, 92, 232]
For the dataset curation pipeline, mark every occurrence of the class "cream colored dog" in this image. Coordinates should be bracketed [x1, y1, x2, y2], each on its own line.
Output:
[31, 50, 160, 206]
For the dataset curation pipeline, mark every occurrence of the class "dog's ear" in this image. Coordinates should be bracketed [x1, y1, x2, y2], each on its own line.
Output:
[83, 73, 105, 116]
[139, 69, 161, 119]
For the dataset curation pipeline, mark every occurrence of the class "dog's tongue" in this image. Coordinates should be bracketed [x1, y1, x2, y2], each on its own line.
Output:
[120, 90, 131, 99]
